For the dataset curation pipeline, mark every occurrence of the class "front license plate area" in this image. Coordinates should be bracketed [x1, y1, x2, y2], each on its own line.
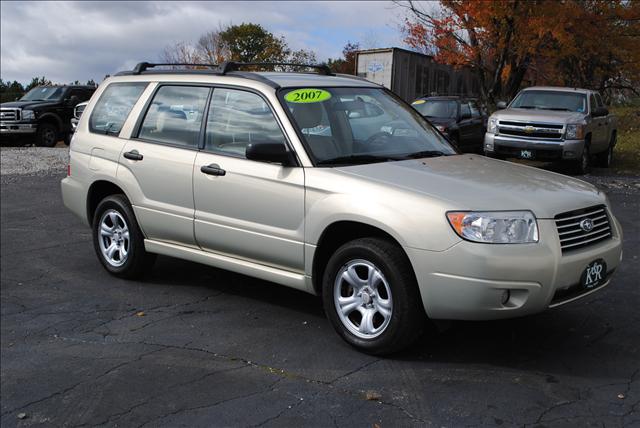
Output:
[580, 259, 607, 290]
[520, 149, 534, 159]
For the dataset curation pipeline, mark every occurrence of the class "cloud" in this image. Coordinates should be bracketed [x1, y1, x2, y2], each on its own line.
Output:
[0, 1, 409, 85]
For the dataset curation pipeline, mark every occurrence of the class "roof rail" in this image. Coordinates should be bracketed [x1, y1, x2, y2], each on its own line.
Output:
[218, 62, 333, 76]
[131, 62, 220, 74]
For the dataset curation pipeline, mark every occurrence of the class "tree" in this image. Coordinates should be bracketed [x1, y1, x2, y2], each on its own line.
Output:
[219, 23, 289, 63]
[160, 41, 201, 65]
[397, 0, 640, 104]
[86, 79, 97, 86]
[327, 42, 360, 75]
[196, 27, 229, 64]
[25, 76, 52, 91]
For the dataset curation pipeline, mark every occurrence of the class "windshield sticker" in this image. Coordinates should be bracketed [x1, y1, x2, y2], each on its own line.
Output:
[285, 88, 332, 103]
[412, 100, 426, 105]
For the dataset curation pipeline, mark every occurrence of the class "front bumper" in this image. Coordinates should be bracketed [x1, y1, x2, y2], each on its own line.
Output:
[0, 122, 37, 135]
[484, 133, 585, 161]
[406, 215, 623, 320]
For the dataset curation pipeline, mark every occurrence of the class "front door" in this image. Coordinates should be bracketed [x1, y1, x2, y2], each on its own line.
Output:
[193, 87, 305, 272]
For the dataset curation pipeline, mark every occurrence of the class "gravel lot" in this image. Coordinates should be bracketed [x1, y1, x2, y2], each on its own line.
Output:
[1, 148, 639, 427]
[0, 147, 69, 178]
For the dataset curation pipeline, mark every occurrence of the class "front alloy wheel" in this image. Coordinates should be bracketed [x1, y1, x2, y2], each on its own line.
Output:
[334, 259, 393, 339]
[322, 237, 427, 355]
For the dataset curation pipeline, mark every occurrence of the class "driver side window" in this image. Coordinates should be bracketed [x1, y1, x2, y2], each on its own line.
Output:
[205, 88, 286, 158]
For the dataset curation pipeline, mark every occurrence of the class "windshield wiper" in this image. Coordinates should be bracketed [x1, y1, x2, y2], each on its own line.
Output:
[394, 150, 449, 160]
[541, 107, 572, 111]
[316, 154, 396, 166]
[518, 105, 539, 109]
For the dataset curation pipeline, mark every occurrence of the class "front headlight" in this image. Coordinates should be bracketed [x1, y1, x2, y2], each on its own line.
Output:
[488, 118, 498, 133]
[446, 211, 539, 244]
[565, 124, 585, 140]
[21, 110, 35, 121]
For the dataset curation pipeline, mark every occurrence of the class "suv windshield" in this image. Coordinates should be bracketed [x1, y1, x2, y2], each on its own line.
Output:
[20, 86, 66, 101]
[280, 87, 456, 165]
[510, 90, 587, 113]
[412, 99, 458, 119]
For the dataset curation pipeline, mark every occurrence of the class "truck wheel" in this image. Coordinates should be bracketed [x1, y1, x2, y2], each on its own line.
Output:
[596, 133, 615, 168]
[572, 144, 591, 175]
[322, 237, 427, 355]
[92, 194, 156, 279]
[36, 123, 58, 147]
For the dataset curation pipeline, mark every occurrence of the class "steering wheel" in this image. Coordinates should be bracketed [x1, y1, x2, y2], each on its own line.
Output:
[365, 131, 393, 148]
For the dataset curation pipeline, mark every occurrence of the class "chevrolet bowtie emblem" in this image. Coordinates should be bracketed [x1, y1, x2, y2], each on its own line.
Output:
[524, 126, 535, 133]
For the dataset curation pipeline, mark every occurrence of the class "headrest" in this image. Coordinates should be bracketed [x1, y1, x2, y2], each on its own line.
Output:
[291, 103, 323, 129]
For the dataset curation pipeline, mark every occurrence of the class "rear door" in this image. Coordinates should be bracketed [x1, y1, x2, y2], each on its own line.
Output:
[468, 101, 485, 150]
[589, 93, 606, 150]
[457, 102, 475, 148]
[117, 85, 210, 247]
[193, 87, 305, 272]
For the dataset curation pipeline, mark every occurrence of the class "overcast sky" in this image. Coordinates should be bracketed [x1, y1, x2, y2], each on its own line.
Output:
[0, 1, 414, 85]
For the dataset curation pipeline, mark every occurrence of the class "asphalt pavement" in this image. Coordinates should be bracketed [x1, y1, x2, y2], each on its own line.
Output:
[1, 172, 639, 427]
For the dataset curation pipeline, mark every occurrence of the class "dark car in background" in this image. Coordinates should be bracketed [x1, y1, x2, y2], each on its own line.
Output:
[411, 96, 487, 153]
[0, 85, 95, 146]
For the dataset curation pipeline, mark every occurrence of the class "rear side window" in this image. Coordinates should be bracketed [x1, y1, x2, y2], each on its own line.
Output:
[138, 85, 210, 148]
[205, 88, 286, 157]
[460, 102, 471, 118]
[469, 101, 480, 118]
[89, 83, 147, 135]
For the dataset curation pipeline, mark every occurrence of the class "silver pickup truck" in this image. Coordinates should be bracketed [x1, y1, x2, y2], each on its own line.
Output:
[484, 86, 617, 174]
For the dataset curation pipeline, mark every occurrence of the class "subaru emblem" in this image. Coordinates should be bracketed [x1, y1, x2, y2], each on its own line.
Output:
[579, 218, 594, 232]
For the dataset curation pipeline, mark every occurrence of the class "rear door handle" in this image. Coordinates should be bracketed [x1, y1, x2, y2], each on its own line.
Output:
[201, 164, 226, 176]
[123, 150, 143, 161]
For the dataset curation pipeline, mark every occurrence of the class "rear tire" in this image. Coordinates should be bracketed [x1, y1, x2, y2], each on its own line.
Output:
[322, 237, 427, 355]
[36, 122, 58, 147]
[92, 194, 155, 279]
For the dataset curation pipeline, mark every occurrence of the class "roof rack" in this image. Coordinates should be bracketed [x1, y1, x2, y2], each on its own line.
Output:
[130, 62, 220, 74]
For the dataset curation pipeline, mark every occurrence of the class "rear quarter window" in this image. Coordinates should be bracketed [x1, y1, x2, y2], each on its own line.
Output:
[89, 82, 148, 136]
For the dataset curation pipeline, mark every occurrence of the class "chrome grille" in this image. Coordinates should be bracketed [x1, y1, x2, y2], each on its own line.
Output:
[0, 108, 20, 121]
[555, 205, 612, 253]
[498, 120, 563, 140]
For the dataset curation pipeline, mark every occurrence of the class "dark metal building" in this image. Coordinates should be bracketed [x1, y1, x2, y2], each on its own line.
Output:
[355, 47, 480, 102]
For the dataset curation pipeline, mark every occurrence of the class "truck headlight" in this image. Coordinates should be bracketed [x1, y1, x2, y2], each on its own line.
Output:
[565, 124, 585, 140]
[488, 118, 498, 133]
[21, 110, 35, 121]
[446, 211, 539, 244]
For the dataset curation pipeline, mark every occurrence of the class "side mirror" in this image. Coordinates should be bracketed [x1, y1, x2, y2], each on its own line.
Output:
[496, 101, 507, 109]
[592, 107, 609, 117]
[66, 95, 79, 107]
[246, 142, 295, 166]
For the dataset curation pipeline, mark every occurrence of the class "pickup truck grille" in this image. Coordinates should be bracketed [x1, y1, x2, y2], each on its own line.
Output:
[555, 205, 612, 253]
[0, 108, 20, 121]
[498, 120, 563, 140]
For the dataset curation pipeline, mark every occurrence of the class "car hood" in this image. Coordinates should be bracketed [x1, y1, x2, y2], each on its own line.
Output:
[494, 108, 585, 124]
[336, 154, 605, 218]
[1, 100, 59, 109]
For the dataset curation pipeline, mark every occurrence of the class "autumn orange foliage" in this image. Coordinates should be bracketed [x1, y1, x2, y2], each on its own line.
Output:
[398, 0, 640, 103]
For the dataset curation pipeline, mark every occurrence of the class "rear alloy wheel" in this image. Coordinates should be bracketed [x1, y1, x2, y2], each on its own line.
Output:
[36, 123, 58, 147]
[322, 238, 427, 355]
[92, 194, 155, 279]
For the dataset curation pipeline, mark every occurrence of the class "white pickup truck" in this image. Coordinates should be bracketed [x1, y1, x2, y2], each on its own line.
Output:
[484, 86, 617, 174]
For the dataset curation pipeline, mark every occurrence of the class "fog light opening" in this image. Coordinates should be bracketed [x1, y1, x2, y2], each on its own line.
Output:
[501, 290, 511, 305]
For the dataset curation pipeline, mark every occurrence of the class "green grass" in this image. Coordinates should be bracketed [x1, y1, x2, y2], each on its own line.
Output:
[609, 105, 640, 174]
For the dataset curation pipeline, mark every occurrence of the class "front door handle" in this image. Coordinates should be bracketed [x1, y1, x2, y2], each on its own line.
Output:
[201, 163, 226, 176]
[123, 150, 143, 161]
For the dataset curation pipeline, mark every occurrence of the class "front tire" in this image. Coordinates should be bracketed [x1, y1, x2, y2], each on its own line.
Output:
[572, 144, 591, 175]
[92, 194, 155, 279]
[322, 238, 427, 355]
[36, 123, 58, 147]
